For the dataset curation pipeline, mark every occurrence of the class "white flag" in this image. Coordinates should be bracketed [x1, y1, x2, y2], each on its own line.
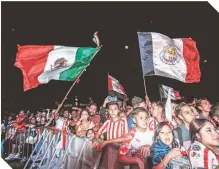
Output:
[165, 87, 172, 122]
[159, 84, 181, 100]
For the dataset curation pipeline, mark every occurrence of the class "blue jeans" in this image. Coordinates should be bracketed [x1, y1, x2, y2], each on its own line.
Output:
[1, 140, 5, 157]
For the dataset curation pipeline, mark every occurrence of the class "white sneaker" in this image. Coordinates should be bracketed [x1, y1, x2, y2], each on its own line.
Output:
[5, 154, 15, 160]
[13, 153, 20, 159]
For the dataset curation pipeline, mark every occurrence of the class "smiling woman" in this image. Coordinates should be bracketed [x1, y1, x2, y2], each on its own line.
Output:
[189, 119, 219, 169]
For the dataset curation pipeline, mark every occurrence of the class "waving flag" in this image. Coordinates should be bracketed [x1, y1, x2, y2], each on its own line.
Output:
[108, 75, 127, 99]
[138, 32, 201, 83]
[159, 84, 182, 100]
[14, 33, 100, 91]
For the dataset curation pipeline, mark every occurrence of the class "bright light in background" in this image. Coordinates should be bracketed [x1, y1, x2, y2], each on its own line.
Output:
[125, 45, 129, 49]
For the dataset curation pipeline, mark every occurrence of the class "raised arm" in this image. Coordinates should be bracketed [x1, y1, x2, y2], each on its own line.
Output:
[54, 104, 63, 120]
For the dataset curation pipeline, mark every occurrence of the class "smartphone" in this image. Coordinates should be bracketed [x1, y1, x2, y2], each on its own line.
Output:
[107, 96, 117, 102]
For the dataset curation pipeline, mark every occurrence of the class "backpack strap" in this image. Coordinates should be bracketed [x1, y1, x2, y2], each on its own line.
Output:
[174, 127, 183, 146]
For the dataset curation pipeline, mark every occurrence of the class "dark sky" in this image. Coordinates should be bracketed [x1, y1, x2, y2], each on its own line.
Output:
[2, 2, 219, 112]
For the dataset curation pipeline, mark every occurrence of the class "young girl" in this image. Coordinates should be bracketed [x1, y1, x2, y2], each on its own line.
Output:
[76, 109, 94, 136]
[150, 122, 189, 169]
[189, 119, 219, 169]
[86, 129, 104, 168]
[116, 107, 154, 169]
[86, 129, 100, 149]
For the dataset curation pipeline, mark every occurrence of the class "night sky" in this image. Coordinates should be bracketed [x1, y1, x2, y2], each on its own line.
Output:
[2, 2, 219, 113]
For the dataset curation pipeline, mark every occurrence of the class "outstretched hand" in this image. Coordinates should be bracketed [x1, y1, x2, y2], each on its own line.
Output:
[103, 97, 110, 107]
[96, 141, 106, 151]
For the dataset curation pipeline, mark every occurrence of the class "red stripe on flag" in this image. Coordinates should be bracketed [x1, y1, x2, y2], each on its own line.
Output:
[182, 39, 201, 83]
[14, 45, 54, 91]
[108, 75, 113, 91]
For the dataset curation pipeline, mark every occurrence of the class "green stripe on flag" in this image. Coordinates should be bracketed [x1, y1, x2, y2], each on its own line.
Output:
[59, 47, 98, 81]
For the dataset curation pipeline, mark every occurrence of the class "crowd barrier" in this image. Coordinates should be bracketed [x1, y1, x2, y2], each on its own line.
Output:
[3, 126, 192, 169]
[31, 128, 102, 169]
[3, 127, 102, 169]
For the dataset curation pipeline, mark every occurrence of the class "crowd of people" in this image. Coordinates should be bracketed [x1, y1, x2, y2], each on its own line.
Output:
[1, 95, 219, 169]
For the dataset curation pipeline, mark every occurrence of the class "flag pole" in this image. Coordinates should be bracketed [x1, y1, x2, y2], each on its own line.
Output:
[60, 46, 102, 105]
[60, 69, 86, 105]
[143, 74, 148, 96]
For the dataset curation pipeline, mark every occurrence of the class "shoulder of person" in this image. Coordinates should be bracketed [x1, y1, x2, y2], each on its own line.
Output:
[105, 119, 111, 122]
[57, 117, 64, 121]
[95, 114, 100, 118]
[102, 119, 111, 124]
[148, 117, 155, 121]
[128, 128, 138, 135]
[173, 126, 182, 134]
[190, 141, 205, 152]
[124, 128, 136, 141]
[119, 118, 127, 123]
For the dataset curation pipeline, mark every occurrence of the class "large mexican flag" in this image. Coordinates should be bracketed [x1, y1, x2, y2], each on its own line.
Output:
[14, 45, 100, 91]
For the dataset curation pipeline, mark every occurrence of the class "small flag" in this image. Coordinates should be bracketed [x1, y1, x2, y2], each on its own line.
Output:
[92, 31, 100, 47]
[159, 84, 181, 100]
[138, 32, 201, 83]
[108, 74, 127, 99]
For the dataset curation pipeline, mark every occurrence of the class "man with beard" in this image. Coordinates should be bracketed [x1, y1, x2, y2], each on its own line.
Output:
[88, 103, 100, 132]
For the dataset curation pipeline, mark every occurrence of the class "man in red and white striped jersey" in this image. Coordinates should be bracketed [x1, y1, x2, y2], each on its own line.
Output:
[96, 101, 128, 140]
[96, 101, 128, 169]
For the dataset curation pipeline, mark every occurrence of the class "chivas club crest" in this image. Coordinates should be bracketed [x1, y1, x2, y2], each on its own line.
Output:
[159, 45, 180, 65]
[50, 58, 69, 70]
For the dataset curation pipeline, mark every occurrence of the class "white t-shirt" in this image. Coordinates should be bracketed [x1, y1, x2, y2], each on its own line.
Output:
[130, 129, 154, 149]
[55, 118, 69, 130]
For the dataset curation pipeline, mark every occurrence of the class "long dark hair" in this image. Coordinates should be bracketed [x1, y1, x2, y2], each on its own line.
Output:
[189, 118, 211, 143]
[190, 119, 219, 158]
[86, 129, 95, 137]
[80, 108, 90, 120]
[153, 122, 179, 148]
